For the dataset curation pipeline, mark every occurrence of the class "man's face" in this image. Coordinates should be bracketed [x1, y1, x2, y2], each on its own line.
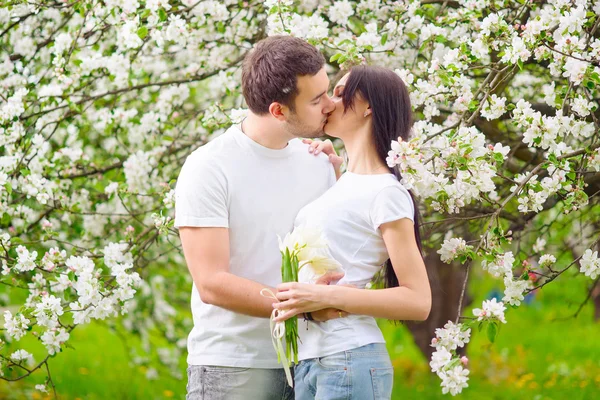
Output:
[284, 67, 335, 139]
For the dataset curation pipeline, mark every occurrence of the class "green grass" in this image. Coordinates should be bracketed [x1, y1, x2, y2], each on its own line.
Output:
[383, 269, 600, 399]
[2, 269, 599, 399]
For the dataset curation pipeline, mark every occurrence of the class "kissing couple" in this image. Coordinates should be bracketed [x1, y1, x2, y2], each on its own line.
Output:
[175, 35, 432, 400]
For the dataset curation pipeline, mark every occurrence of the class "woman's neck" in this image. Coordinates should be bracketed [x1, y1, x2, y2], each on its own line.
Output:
[343, 133, 388, 175]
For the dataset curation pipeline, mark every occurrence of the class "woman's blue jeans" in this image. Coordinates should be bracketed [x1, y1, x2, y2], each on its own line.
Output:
[294, 343, 393, 400]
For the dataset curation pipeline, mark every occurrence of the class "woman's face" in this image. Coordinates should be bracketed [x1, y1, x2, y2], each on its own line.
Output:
[324, 73, 370, 139]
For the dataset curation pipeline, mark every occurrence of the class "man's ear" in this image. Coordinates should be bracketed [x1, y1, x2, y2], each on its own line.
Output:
[269, 102, 288, 122]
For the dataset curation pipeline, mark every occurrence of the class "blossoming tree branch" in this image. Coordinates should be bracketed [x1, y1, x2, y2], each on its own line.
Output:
[1, 0, 599, 396]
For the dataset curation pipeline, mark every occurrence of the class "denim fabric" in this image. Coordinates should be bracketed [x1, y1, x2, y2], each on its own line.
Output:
[294, 343, 393, 400]
[186, 365, 294, 400]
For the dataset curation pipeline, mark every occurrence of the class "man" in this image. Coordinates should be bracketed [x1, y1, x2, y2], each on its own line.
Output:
[175, 36, 342, 399]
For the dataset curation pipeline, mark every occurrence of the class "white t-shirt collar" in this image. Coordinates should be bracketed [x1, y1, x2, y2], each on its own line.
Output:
[231, 125, 293, 158]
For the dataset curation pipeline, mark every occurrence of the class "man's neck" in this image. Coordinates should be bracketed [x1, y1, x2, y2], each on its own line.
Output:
[241, 112, 291, 150]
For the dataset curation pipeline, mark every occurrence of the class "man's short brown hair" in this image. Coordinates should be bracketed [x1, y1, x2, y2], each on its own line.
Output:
[242, 36, 325, 115]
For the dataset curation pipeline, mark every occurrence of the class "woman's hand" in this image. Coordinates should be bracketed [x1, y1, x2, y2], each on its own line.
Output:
[273, 282, 351, 322]
[273, 282, 329, 322]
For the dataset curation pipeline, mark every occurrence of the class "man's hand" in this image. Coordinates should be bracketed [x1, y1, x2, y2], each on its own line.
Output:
[311, 308, 349, 322]
[303, 138, 343, 179]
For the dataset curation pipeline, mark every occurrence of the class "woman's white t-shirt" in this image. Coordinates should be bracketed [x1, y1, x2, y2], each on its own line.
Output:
[294, 171, 415, 361]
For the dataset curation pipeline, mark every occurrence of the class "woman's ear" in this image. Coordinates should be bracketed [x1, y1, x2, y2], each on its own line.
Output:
[363, 106, 372, 118]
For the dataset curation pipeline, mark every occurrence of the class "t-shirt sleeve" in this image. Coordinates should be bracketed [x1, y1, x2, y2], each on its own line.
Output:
[174, 153, 229, 228]
[369, 185, 414, 230]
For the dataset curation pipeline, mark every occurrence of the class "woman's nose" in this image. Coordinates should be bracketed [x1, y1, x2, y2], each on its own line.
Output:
[323, 94, 336, 114]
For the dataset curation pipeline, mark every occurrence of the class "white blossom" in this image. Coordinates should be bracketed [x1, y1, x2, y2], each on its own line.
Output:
[580, 249, 600, 280]
[502, 276, 532, 306]
[10, 349, 34, 363]
[3, 311, 31, 341]
[430, 347, 453, 373]
[482, 252, 515, 278]
[14, 245, 38, 273]
[431, 321, 471, 351]
[472, 298, 507, 323]
[439, 365, 470, 396]
[437, 237, 471, 263]
[328, 0, 354, 25]
[539, 254, 556, 268]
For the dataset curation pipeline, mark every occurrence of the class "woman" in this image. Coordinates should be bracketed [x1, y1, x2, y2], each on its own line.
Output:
[273, 65, 432, 400]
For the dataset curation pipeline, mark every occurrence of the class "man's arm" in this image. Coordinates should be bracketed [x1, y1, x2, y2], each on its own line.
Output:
[179, 226, 275, 318]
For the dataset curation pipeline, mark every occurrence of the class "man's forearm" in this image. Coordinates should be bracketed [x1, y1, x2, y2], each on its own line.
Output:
[198, 271, 275, 318]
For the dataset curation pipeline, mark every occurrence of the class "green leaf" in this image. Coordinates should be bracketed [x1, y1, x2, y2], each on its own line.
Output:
[348, 16, 366, 35]
[330, 53, 342, 63]
[4, 182, 11, 195]
[137, 26, 149, 40]
[158, 8, 168, 22]
[381, 33, 388, 45]
[0, 213, 10, 225]
[468, 100, 478, 112]
[517, 59, 524, 70]
[435, 35, 446, 44]
[487, 322, 498, 343]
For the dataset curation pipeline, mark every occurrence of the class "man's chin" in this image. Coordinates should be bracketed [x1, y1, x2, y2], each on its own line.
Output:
[323, 123, 337, 138]
[302, 127, 326, 139]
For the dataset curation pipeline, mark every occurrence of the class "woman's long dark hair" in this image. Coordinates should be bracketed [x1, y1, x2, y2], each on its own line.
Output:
[341, 65, 423, 289]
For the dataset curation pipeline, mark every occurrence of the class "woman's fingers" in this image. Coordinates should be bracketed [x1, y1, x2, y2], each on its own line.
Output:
[273, 300, 294, 310]
[275, 290, 294, 301]
[313, 141, 325, 155]
[304, 139, 338, 156]
[277, 282, 297, 292]
[304, 139, 325, 155]
[273, 308, 299, 322]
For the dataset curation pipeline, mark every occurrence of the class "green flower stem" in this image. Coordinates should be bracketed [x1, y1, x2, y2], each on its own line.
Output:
[281, 249, 299, 365]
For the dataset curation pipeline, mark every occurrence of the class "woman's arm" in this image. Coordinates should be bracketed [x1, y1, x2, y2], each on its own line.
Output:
[274, 218, 431, 322]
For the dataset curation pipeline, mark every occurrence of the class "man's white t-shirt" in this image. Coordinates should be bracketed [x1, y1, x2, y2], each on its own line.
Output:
[174, 125, 335, 368]
[294, 171, 415, 361]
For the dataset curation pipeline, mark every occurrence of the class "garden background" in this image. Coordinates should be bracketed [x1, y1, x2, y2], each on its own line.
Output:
[1, 0, 600, 399]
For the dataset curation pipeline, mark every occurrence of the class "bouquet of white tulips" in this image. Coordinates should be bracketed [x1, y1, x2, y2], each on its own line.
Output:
[262, 224, 342, 387]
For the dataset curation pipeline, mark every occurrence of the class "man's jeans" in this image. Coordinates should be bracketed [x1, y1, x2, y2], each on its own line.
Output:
[186, 365, 294, 400]
[294, 343, 393, 400]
